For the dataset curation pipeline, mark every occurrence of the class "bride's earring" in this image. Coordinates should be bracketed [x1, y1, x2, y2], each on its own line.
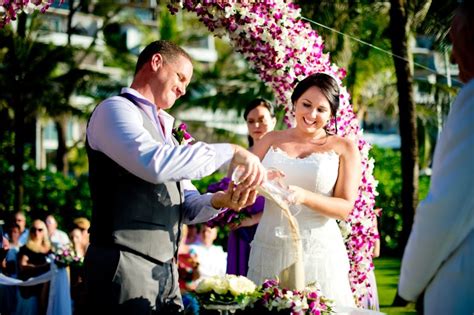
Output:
[290, 104, 296, 117]
[324, 118, 332, 133]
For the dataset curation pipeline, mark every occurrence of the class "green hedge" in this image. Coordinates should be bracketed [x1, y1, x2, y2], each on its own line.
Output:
[370, 146, 430, 256]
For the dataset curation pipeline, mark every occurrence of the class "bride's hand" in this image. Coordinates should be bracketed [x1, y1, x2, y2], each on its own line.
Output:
[287, 185, 306, 205]
[266, 168, 286, 181]
[229, 213, 261, 230]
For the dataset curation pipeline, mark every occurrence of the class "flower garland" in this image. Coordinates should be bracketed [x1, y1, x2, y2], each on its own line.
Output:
[257, 278, 334, 315]
[0, 1, 62, 28]
[168, 0, 379, 305]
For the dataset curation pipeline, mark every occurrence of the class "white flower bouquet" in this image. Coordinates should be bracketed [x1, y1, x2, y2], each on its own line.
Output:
[194, 274, 258, 307]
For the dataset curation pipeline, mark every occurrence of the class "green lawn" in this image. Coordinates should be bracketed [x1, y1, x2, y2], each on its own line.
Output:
[374, 257, 418, 315]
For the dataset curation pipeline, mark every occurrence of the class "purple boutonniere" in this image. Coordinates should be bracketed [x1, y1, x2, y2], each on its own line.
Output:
[172, 123, 194, 145]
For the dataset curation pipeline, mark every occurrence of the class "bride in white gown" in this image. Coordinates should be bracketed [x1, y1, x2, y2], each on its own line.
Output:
[244, 73, 361, 308]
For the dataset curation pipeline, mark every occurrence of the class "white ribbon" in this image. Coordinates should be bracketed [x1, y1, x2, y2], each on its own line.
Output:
[0, 271, 52, 286]
[0, 262, 72, 315]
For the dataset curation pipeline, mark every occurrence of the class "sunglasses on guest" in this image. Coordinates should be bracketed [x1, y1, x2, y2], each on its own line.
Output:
[31, 227, 44, 233]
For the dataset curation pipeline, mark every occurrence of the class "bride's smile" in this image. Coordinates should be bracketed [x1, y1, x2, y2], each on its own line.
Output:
[293, 86, 332, 135]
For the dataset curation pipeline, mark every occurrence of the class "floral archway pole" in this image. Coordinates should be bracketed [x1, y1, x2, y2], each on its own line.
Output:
[168, 1, 379, 305]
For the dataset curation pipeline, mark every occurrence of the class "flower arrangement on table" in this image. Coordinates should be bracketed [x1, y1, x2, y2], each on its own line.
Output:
[206, 177, 265, 228]
[194, 275, 334, 315]
[51, 243, 84, 268]
[172, 122, 194, 145]
[194, 274, 258, 308]
[254, 278, 334, 315]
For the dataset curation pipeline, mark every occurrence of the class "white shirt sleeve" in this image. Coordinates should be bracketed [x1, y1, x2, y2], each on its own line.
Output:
[86, 95, 234, 184]
[398, 80, 474, 301]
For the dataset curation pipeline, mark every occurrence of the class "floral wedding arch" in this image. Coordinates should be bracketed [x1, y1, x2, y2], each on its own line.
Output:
[0, 0, 379, 306]
[168, 1, 379, 306]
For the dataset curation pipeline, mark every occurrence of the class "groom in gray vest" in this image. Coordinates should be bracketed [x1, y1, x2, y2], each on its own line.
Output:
[84, 40, 265, 314]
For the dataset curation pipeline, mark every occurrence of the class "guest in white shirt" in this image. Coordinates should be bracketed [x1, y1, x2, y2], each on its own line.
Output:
[190, 225, 227, 280]
[397, 3, 474, 314]
[45, 215, 70, 247]
[14, 211, 29, 246]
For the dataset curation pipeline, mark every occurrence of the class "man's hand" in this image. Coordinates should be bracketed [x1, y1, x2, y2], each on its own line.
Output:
[230, 145, 266, 188]
[211, 181, 258, 210]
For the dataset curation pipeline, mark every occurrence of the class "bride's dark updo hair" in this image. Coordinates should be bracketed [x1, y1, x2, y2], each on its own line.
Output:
[291, 73, 340, 132]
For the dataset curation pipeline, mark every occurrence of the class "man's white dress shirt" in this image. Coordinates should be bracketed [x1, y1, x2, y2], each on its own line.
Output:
[87, 88, 234, 224]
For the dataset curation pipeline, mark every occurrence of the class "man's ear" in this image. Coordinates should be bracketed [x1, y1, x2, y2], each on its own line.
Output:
[150, 53, 164, 71]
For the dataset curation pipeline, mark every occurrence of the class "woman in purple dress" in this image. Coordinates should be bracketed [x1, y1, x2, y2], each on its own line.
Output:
[226, 99, 276, 276]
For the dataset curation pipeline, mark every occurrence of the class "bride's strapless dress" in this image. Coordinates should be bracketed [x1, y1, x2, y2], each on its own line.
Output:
[247, 147, 356, 308]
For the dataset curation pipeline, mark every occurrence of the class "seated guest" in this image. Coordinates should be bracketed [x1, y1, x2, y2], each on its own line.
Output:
[185, 224, 200, 245]
[13, 211, 29, 246]
[45, 215, 70, 247]
[72, 217, 90, 252]
[69, 228, 87, 315]
[190, 225, 227, 281]
[0, 223, 21, 315]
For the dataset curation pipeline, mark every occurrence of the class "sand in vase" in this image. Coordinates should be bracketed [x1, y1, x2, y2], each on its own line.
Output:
[278, 241, 305, 291]
[233, 166, 306, 290]
[263, 187, 305, 291]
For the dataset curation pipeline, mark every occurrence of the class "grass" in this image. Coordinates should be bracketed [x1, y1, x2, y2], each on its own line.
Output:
[374, 257, 418, 315]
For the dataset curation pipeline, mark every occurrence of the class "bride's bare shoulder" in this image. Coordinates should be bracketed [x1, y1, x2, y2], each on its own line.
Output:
[262, 130, 291, 143]
[330, 135, 359, 156]
[268, 129, 288, 136]
[252, 130, 290, 157]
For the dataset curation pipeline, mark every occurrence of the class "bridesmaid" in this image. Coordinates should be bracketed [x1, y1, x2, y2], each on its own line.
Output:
[226, 98, 276, 276]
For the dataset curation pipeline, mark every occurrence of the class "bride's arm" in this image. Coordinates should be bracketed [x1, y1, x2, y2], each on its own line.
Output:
[249, 131, 276, 160]
[226, 131, 275, 178]
[289, 138, 361, 220]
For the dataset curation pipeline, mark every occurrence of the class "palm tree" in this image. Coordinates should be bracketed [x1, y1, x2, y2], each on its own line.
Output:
[49, 0, 125, 174]
[389, 0, 432, 248]
[0, 13, 73, 211]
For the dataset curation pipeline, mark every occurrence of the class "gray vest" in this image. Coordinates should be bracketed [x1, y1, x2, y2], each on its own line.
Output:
[86, 95, 183, 263]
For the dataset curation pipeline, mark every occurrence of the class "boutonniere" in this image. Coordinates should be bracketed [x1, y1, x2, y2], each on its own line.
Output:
[172, 123, 195, 145]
